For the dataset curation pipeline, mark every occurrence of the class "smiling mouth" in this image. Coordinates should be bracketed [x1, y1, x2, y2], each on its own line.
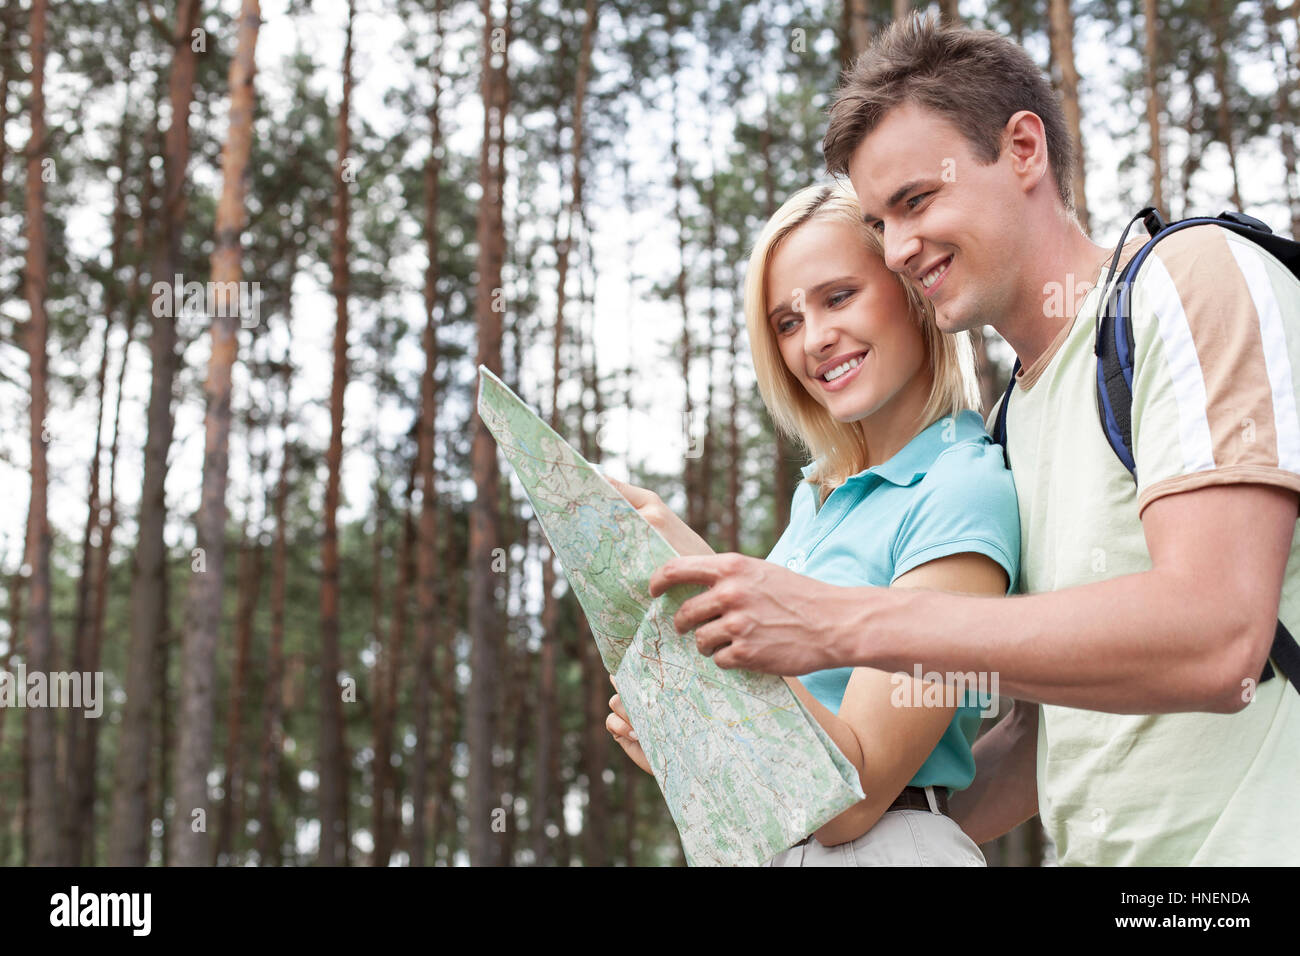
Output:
[818, 350, 868, 387]
[920, 256, 952, 293]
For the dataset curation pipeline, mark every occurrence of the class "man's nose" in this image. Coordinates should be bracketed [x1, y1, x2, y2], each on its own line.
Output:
[883, 226, 921, 276]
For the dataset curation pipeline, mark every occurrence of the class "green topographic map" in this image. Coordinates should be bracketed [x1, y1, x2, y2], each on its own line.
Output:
[477, 365, 863, 866]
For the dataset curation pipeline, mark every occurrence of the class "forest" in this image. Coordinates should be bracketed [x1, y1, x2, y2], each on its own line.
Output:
[1, 0, 1298, 866]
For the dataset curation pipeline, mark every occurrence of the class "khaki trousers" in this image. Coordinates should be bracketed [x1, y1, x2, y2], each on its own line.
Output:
[763, 804, 986, 867]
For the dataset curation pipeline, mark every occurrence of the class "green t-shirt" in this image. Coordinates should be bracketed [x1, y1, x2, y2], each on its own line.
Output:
[995, 223, 1300, 865]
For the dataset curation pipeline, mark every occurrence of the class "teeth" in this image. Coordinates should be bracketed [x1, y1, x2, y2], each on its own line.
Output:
[822, 354, 864, 382]
[921, 259, 950, 289]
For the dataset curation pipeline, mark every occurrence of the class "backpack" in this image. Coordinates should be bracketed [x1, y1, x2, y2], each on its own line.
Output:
[991, 206, 1300, 695]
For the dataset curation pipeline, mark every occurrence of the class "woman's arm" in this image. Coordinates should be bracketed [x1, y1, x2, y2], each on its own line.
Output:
[798, 551, 1009, 845]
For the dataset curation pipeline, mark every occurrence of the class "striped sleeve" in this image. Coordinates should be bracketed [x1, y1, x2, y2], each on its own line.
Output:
[1128, 224, 1300, 513]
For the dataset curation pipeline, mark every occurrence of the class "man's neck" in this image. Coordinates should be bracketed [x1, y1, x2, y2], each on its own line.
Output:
[996, 215, 1111, 370]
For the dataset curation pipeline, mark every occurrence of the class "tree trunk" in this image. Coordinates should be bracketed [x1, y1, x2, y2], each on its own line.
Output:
[1048, 0, 1089, 231]
[319, 0, 356, 868]
[213, 513, 263, 865]
[430, 500, 458, 864]
[1272, 2, 1300, 237]
[760, 93, 794, 536]
[256, 310, 295, 867]
[171, 0, 260, 868]
[1176, 54, 1204, 221]
[110, 0, 202, 867]
[468, 0, 509, 868]
[1142, 0, 1165, 213]
[0, 3, 16, 212]
[22, 0, 59, 868]
[1208, 0, 1243, 209]
[62, 111, 128, 859]
[669, 31, 697, 533]
[727, 311, 742, 552]
[841, 0, 871, 70]
[373, 462, 413, 866]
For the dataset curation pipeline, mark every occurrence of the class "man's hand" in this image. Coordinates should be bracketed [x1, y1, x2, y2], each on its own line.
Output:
[648, 552, 854, 674]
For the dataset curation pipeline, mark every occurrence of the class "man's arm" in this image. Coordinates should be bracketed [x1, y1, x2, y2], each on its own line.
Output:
[948, 700, 1039, 845]
[653, 482, 1297, 714]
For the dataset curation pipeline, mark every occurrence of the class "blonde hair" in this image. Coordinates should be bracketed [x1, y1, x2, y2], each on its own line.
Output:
[743, 181, 979, 496]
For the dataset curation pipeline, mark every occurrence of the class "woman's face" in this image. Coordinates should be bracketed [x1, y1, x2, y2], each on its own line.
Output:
[764, 218, 931, 426]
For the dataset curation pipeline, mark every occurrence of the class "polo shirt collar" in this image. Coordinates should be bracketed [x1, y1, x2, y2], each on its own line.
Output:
[799, 410, 983, 488]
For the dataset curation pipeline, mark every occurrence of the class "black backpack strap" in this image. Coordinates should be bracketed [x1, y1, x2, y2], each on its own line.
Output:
[1097, 207, 1300, 693]
[1269, 619, 1300, 689]
[990, 358, 1020, 469]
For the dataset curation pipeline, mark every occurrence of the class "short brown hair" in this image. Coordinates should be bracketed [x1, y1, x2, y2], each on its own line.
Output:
[824, 12, 1076, 213]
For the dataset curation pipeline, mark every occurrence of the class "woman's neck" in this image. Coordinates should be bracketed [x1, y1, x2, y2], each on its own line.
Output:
[857, 367, 935, 470]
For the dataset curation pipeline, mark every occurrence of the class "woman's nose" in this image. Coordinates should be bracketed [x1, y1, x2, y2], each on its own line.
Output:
[802, 310, 839, 355]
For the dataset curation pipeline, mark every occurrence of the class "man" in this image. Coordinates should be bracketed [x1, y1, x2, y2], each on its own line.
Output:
[648, 14, 1300, 864]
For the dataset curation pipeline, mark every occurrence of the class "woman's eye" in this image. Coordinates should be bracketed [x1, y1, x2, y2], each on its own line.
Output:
[777, 316, 800, 334]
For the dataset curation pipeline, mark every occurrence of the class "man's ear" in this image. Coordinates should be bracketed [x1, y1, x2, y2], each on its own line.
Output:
[1001, 109, 1050, 194]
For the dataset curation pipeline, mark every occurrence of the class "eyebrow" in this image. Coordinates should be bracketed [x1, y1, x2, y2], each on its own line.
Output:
[767, 276, 858, 322]
[861, 179, 929, 224]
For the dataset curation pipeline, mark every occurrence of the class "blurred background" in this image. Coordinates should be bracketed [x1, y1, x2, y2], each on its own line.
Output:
[1, 0, 1297, 866]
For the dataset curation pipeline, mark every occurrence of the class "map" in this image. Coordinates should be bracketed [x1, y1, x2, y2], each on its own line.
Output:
[477, 365, 864, 866]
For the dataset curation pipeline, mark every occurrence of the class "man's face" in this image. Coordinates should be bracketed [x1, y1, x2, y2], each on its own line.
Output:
[847, 101, 1023, 334]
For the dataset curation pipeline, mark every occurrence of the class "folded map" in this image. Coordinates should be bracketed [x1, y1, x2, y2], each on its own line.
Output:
[476, 365, 864, 866]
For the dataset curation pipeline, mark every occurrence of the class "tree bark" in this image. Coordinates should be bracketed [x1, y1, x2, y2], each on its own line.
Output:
[1048, 0, 1089, 231]
[373, 462, 413, 866]
[318, 0, 356, 868]
[110, 0, 202, 867]
[468, 0, 509, 868]
[841, 0, 871, 71]
[1142, 0, 1166, 213]
[1272, 1, 1300, 237]
[62, 103, 129, 860]
[213, 511, 264, 865]
[172, 0, 260, 868]
[22, 0, 59, 868]
[256, 305, 295, 867]
[1208, 0, 1243, 209]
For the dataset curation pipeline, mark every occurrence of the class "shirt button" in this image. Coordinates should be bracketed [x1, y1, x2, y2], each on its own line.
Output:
[785, 549, 806, 571]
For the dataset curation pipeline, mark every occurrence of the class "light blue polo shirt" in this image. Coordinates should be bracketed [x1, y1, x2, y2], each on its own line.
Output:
[765, 409, 1020, 792]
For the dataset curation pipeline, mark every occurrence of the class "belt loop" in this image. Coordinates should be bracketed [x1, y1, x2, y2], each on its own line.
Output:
[924, 785, 941, 815]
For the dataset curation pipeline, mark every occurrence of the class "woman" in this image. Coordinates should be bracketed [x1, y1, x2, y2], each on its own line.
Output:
[605, 181, 1020, 866]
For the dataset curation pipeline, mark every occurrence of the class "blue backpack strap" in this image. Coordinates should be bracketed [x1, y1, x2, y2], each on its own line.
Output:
[1097, 207, 1300, 693]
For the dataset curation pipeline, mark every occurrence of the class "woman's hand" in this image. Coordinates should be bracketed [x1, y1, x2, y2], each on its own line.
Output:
[604, 475, 715, 558]
[607, 677, 653, 776]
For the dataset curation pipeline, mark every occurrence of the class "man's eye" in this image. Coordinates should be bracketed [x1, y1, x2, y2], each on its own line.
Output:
[870, 220, 885, 233]
[828, 290, 854, 307]
[907, 192, 931, 210]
